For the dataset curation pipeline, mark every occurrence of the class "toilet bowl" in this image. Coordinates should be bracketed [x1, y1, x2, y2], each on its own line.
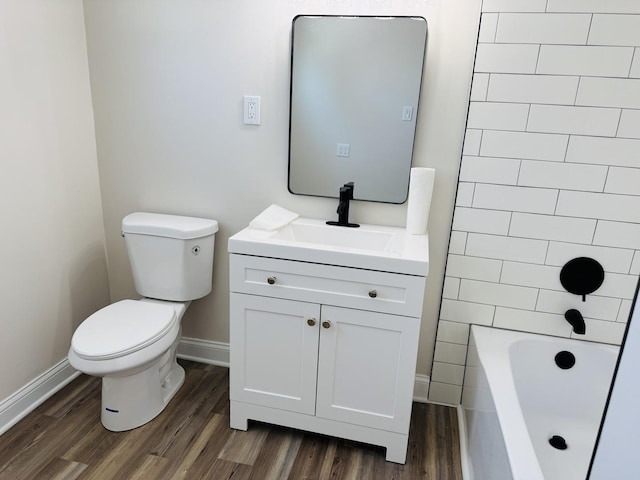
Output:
[68, 212, 218, 432]
[69, 299, 189, 431]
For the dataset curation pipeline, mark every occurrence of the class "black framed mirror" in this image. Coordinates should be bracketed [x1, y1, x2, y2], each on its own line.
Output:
[288, 15, 428, 204]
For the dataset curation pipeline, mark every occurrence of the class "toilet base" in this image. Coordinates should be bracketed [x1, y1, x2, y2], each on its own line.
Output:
[100, 357, 185, 432]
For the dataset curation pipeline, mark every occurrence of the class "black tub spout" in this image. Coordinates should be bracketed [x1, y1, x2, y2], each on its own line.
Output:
[565, 309, 586, 335]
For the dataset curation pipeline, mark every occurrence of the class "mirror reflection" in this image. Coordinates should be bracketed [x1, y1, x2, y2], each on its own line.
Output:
[288, 15, 428, 204]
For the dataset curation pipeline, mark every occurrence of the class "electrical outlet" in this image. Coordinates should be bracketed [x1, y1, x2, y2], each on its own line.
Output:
[243, 96, 261, 125]
[402, 106, 413, 121]
[336, 143, 350, 157]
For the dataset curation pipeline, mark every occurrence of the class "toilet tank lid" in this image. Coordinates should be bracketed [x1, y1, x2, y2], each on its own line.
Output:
[122, 212, 219, 239]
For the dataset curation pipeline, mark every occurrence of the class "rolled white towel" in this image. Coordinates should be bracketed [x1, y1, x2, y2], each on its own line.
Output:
[249, 205, 299, 231]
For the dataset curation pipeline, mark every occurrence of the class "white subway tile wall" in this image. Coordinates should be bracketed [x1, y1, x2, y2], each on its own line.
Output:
[618, 299, 634, 322]
[576, 318, 627, 344]
[459, 156, 521, 185]
[477, 13, 499, 43]
[556, 191, 640, 222]
[546, 0, 640, 14]
[480, 130, 569, 161]
[495, 13, 592, 44]
[435, 320, 471, 344]
[472, 183, 558, 214]
[588, 15, 640, 46]
[429, 2, 640, 405]
[442, 277, 461, 300]
[545, 241, 634, 273]
[467, 101, 530, 130]
[481, 0, 547, 13]
[631, 252, 640, 275]
[447, 253, 503, 282]
[508, 212, 596, 244]
[475, 44, 539, 73]
[604, 167, 640, 195]
[566, 136, 640, 167]
[465, 232, 548, 263]
[537, 45, 634, 77]
[594, 221, 640, 250]
[452, 207, 512, 235]
[455, 182, 475, 207]
[617, 109, 640, 137]
[487, 74, 580, 104]
[462, 129, 482, 155]
[470, 73, 490, 101]
[526, 104, 620, 136]
[631, 50, 640, 78]
[576, 77, 640, 108]
[517, 160, 607, 191]
[500, 261, 563, 290]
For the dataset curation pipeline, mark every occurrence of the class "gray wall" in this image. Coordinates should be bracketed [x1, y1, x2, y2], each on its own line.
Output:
[0, 0, 110, 400]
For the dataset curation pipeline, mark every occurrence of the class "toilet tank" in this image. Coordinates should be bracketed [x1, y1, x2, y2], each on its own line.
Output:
[122, 212, 219, 301]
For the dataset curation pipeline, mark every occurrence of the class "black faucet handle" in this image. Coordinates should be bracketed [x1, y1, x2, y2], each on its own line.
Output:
[340, 182, 355, 200]
[343, 182, 354, 194]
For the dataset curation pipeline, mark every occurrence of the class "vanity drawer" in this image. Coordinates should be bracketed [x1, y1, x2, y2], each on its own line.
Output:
[230, 254, 426, 317]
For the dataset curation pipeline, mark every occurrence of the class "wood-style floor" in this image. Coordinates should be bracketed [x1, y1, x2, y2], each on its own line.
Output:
[0, 360, 463, 480]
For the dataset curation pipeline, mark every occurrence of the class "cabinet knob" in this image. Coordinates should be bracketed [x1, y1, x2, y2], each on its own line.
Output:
[307, 318, 316, 327]
[267, 276, 276, 285]
[368, 289, 378, 298]
[322, 321, 331, 329]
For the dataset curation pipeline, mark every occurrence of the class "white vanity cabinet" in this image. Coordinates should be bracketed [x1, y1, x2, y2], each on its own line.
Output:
[228, 251, 427, 463]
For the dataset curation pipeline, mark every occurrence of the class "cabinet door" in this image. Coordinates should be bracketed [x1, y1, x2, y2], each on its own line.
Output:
[230, 293, 320, 415]
[316, 305, 420, 433]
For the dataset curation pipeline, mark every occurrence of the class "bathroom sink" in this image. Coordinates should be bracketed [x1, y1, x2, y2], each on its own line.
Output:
[228, 217, 429, 275]
[282, 221, 395, 252]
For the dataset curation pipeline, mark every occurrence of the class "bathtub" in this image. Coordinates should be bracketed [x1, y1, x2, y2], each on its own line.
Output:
[461, 325, 619, 480]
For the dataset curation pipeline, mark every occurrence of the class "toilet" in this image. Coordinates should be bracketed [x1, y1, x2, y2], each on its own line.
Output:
[69, 212, 218, 432]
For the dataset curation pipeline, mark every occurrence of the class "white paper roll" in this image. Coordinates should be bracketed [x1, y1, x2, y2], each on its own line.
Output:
[406, 167, 435, 235]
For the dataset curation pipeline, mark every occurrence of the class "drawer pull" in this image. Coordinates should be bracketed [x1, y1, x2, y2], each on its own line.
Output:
[368, 289, 378, 298]
[322, 321, 331, 329]
[267, 276, 277, 285]
[307, 318, 316, 327]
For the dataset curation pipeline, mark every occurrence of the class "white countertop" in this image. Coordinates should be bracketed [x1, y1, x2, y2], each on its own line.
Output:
[228, 217, 429, 276]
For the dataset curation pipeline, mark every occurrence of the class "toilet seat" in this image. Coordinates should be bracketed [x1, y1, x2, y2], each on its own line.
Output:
[72, 300, 177, 360]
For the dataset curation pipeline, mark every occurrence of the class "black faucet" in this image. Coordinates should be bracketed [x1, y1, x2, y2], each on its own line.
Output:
[565, 309, 586, 335]
[327, 182, 360, 228]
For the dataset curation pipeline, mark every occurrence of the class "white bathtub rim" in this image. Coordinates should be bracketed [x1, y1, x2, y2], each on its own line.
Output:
[471, 325, 546, 480]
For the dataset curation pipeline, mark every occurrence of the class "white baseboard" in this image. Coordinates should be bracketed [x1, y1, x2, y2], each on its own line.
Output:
[413, 374, 431, 403]
[177, 337, 230, 367]
[0, 359, 80, 436]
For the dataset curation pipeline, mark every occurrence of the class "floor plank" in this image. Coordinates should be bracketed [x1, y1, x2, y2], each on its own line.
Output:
[247, 425, 302, 480]
[128, 454, 170, 480]
[0, 360, 463, 480]
[33, 457, 88, 480]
